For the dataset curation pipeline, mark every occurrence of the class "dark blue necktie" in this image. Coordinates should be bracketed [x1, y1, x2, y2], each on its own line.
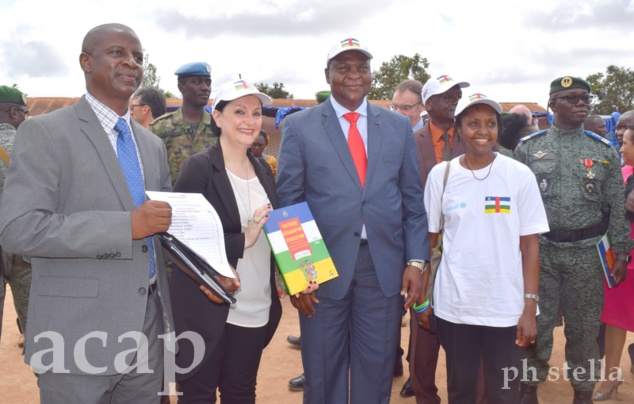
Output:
[114, 118, 155, 279]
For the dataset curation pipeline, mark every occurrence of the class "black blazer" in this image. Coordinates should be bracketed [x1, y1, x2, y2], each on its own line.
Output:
[170, 141, 282, 381]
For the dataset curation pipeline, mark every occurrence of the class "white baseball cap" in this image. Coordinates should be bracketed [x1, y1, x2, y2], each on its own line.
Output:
[212, 80, 273, 109]
[421, 75, 470, 105]
[326, 38, 373, 64]
[455, 92, 503, 117]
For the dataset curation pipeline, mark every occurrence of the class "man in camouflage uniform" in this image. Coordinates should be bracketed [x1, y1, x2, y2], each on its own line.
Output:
[515, 76, 632, 404]
[0, 85, 32, 345]
[150, 62, 217, 184]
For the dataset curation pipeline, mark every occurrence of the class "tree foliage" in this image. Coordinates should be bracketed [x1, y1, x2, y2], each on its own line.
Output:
[369, 53, 430, 100]
[586, 65, 634, 114]
[141, 54, 174, 98]
[255, 82, 294, 99]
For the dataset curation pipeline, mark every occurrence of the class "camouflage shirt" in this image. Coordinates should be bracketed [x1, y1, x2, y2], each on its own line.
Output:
[150, 108, 218, 184]
[0, 123, 15, 193]
[514, 125, 632, 252]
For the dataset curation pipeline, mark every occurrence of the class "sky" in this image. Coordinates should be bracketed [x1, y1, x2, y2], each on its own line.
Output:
[1, 0, 634, 108]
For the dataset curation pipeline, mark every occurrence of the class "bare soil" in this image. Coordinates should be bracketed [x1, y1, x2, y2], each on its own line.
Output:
[2, 287, 634, 403]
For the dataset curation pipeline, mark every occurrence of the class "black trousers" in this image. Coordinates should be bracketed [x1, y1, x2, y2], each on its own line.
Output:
[437, 317, 522, 404]
[178, 322, 267, 404]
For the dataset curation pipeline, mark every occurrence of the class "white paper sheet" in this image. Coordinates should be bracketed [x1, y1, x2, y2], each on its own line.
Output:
[146, 191, 234, 278]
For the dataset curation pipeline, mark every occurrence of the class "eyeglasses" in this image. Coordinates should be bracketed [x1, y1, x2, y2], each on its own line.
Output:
[440, 93, 461, 102]
[390, 102, 420, 112]
[554, 95, 594, 105]
[5, 107, 29, 115]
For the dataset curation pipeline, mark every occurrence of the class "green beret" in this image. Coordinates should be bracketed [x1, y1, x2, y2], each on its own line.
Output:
[549, 76, 590, 94]
[316, 90, 331, 104]
[0, 85, 27, 106]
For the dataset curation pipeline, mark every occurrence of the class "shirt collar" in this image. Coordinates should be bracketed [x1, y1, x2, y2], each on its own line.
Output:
[329, 96, 368, 118]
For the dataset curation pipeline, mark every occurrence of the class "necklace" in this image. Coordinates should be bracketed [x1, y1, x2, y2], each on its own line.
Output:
[227, 160, 252, 228]
[463, 154, 496, 181]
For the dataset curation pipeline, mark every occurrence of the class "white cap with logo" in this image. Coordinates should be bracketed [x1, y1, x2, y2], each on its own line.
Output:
[212, 80, 273, 109]
[326, 38, 373, 64]
[421, 75, 470, 105]
[454, 92, 503, 117]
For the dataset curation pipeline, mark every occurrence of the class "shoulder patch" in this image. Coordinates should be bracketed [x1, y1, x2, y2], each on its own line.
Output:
[519, 129, 548, 143]
[584, 130, 613, 146]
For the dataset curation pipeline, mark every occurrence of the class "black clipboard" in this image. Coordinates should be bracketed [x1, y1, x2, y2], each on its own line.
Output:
[159, 232, 236, 304]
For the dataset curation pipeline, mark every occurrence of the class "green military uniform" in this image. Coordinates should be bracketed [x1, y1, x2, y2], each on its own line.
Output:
[515, 126, 632, 392]
[0, 122, 32, 335]
[150, 108, 217, 184]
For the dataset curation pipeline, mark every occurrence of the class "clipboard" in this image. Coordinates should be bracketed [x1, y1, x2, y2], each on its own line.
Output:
[159, 232, 236, 304]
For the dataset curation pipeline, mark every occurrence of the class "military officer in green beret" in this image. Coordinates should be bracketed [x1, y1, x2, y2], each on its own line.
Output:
[515, 76, 633, 404]
[0, 85, 32, 345]
[150, 62, 218, 184]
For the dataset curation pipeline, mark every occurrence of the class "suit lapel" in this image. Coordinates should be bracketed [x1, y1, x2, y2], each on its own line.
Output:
[321, 102, 363, 192]
[365, 103, 383, 191]
[209, 143, 242, 230]
[131, 120, 158, 192]
[75, 97, 136, 211]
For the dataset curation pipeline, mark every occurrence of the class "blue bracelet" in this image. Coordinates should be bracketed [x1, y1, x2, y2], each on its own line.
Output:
[412, 299, 430, 313]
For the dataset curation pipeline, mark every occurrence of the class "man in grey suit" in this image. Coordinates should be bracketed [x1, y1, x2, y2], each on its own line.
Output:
[276, 38, 429, 404]
[0, 23, 174, 403]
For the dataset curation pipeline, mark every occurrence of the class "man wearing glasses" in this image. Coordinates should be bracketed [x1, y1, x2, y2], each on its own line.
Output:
[391, 80, 425, 132]
[515, 76, 633, 404]
[130, 87, 166, 129]
[0, 85, 31, 347]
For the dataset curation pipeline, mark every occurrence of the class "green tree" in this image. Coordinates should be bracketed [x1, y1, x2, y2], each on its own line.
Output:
[141, 54, 174, 98]
[369, 53, 430, 100]
[586, 65, 634, 114]
[255, 82, 294, 99]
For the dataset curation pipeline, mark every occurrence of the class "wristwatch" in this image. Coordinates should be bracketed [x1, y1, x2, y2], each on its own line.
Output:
[407, 260, 426, 273]
[524, 293, 539, 302]
[616, 254, 632, 263]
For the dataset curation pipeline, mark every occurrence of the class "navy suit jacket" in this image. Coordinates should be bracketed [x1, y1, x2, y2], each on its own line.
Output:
[276, 99, 429, 300]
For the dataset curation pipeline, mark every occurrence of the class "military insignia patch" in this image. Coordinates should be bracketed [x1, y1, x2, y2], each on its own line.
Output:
[561, 77, 573, 88]
[538, 176, 548, 192]
[586, 182, 595, 193]
[533, 151, 548, 159]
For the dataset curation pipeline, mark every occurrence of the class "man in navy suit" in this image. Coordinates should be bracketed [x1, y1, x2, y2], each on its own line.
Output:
[276, 38, 429, 404]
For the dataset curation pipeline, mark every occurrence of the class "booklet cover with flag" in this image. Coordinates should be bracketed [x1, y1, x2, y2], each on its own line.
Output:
[263, 202, 338, 295]
[596, 231, 616, 288]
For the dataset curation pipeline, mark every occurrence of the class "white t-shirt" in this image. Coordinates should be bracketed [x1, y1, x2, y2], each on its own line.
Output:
[424, 153, 549, 327]
[226, 170, 272, 328]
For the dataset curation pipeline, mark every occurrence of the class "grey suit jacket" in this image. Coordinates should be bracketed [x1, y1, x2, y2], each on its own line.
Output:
[0, 96, 175, 375]
[276, 99, 429, 300]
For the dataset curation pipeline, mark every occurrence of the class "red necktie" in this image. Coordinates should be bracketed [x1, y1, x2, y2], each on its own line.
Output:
[344, 112, 367, 187]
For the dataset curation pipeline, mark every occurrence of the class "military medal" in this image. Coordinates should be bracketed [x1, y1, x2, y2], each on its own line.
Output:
[582, 159, 595, 179]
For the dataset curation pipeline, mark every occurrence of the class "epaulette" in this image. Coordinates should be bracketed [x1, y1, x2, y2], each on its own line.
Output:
[519, 129, 548, 143]
[584, 130, 613, 146]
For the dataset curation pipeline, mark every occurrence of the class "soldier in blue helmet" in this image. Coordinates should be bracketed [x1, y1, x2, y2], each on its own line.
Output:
[150, 62, 217, 184]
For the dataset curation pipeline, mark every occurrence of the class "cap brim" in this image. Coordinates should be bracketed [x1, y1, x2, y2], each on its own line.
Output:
[327, 48, 373, 64]
[456, 99, 503, 117]
[213, 91, 273, 109]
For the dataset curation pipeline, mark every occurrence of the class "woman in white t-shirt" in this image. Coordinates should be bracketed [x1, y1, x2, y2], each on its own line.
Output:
[421, 93, 549, 403]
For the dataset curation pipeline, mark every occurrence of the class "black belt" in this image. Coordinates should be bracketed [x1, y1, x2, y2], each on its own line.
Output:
[543, 215, 609, 243]
[148, 282, 158, 296]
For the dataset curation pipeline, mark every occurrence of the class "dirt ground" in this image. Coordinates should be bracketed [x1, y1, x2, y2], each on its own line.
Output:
[2, 286, 634, 403]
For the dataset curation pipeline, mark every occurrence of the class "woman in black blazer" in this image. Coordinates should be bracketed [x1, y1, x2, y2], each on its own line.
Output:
[170, 80, 282, 403]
